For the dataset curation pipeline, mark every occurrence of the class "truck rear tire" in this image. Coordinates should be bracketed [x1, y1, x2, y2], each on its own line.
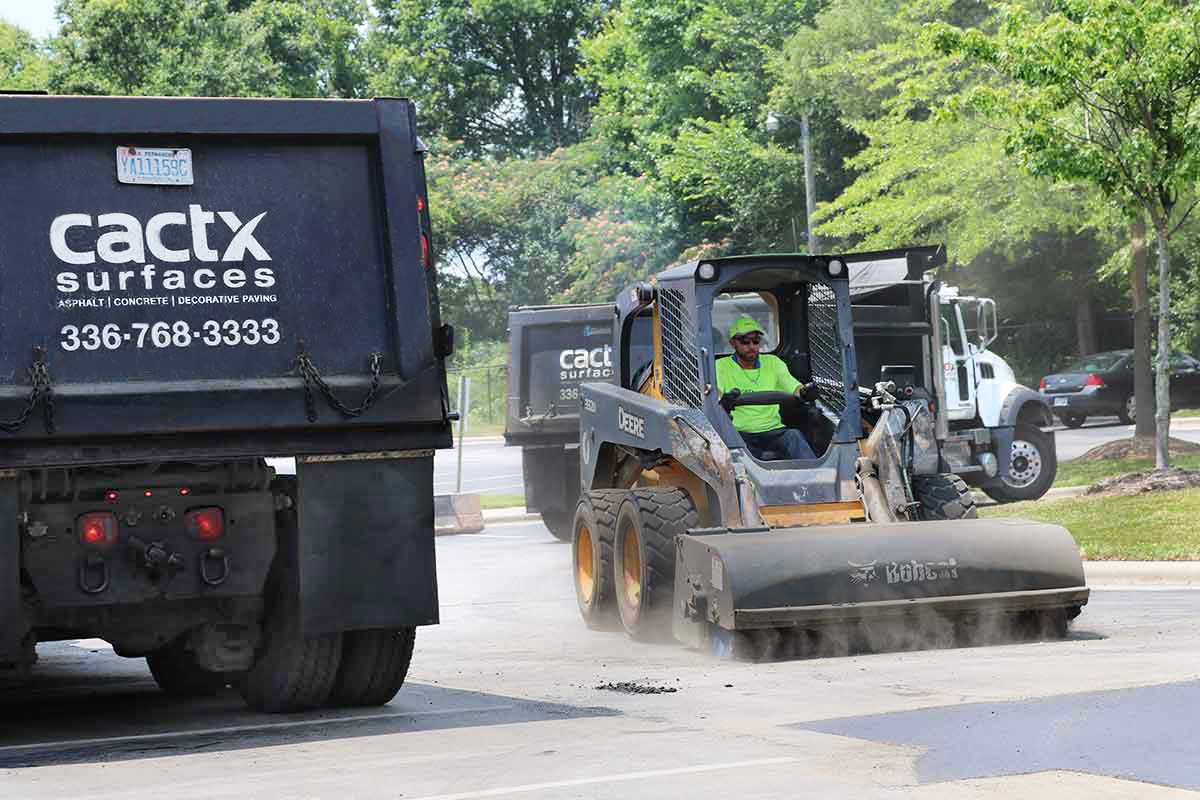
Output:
[983, 424, 1057, 503]
[573, 490, 624, 629]
[147, 639, 231, 697]
[542, 512, 574, 542]
[238, 571, 344, 713]
[328, 627, 416, 707]
[613, 488, 698, 641]
[913, 474, 977, 520]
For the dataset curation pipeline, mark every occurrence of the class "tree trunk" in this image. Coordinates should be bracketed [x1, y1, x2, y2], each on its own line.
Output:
[1073, 283, 1097, 356]
[1131, 216, 1154, 438]
[1153, 219, 1172, 469]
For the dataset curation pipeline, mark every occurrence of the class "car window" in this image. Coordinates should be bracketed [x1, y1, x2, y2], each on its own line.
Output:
[1064, 353, 1125, 373]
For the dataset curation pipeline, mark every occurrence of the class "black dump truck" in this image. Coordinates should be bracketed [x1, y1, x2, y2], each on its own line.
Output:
[504, 305, 650, 539]
[0, 95, 454, 712]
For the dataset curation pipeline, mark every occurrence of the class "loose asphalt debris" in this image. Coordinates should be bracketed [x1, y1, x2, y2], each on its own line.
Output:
[594, 681, 678, 695]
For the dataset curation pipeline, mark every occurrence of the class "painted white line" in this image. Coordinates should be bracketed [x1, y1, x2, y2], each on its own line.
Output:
[405, 757, 797, 800]
[0, 705, 515, 755]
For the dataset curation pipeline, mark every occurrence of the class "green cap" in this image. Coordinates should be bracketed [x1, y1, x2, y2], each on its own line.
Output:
[728, 315, 765, 340]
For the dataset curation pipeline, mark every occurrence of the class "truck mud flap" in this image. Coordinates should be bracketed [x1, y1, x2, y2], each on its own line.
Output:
[673, 518, 1088, 642]
[296, 454, 438, 635]
[0, 476, 23, 662]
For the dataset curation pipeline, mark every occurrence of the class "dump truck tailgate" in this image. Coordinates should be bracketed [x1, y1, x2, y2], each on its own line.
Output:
[0, 95, 450, 467]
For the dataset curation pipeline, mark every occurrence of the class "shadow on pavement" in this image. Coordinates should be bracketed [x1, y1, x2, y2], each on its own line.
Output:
[0, 680, 618, 769]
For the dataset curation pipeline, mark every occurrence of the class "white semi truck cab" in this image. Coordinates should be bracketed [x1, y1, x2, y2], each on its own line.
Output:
[937, 286, 1058, 501]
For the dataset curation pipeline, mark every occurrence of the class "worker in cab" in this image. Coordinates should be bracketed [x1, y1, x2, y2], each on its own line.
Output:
[715, 316, 816, 461]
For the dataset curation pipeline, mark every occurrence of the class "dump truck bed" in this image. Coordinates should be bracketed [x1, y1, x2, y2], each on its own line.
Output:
[0, 95, 451, 468]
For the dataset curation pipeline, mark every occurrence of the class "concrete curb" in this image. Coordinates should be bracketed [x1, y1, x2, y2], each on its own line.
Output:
[434, 494, 485, 535]
[483, 507, 540, 524]
[1084, 561, 1200, 587]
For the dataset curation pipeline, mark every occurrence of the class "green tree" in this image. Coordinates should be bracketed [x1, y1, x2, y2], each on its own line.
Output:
[932, 0, 1200, 467]
[0, 20, 51, 90]
[369, 0, 606, 155]
[51, 0, 366, 97]
[426, 140, 681, 338]
[774, 0, 1125, 367]
[582, 0, 821, 252]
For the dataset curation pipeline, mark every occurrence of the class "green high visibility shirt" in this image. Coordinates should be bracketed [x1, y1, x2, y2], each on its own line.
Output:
[714, 353, 801, 433]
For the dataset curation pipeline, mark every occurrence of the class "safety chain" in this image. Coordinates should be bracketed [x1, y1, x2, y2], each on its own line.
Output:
[0, 348, 55, 435]
[0, 349, 55, 434]
[295, 348, 383, 422]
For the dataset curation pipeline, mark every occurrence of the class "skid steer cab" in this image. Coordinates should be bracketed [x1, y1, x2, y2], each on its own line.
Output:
[571, 251, 1087, 659]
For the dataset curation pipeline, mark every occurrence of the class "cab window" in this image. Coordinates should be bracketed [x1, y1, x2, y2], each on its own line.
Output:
[940, 304, 964, 356]
[712, 292, 780, 354]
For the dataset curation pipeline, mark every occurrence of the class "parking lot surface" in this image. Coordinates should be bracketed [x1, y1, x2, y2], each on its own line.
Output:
[3, 520, 1199, 799]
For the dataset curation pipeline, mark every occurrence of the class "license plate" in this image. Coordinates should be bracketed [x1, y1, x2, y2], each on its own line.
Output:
[116, 146, 193, 186]
[1053, 397, 1069, 407]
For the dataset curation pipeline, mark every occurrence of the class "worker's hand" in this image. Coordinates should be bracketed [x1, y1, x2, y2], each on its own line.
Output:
[795, 382, 820, 402]
[719, 388, 741, 414]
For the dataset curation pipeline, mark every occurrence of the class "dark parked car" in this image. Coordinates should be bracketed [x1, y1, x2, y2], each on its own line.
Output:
[1039, 349, 1200, 427]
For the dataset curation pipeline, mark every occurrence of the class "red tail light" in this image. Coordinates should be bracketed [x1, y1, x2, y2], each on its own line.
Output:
[421, 234, 431, 268]
[1038, 377, 1047, 390]
[417, 196, 426, 213]
[186, 507, 224, 540]
[78, 512, 118, 548]
[1085, 373, 1106, 388]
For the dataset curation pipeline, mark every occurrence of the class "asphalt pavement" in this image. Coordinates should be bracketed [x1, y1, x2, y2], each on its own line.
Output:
[4, 520, 1198, 799]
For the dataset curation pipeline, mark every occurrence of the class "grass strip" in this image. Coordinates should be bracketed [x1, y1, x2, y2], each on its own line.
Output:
[981, 488, 1200, 560]
[479, 492, 525, 510]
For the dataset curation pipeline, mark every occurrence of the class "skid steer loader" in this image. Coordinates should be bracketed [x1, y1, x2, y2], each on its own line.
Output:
[571, 248, 1088, 658]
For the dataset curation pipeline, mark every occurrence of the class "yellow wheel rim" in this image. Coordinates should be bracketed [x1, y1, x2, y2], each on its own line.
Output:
[576, 524, 595, 602]
[622, 526, 642, 610]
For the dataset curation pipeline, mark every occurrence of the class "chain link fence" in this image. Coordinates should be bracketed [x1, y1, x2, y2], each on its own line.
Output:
[447, 363, 508, 432]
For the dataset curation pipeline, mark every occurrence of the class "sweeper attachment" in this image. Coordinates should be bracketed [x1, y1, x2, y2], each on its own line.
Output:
[571, 249, 1087, 657]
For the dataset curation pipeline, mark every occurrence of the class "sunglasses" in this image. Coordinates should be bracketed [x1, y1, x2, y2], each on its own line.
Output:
[734, 334, 763, 345]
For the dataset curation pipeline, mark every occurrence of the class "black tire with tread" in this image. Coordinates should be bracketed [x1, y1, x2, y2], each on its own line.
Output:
[913, 474, 977, 520]
[239, 479, 344, 713]
[541, 511, 574, 542]
[613, 488, 698, 641]
[1117, 396, 1134, 425]
[328, 627, 416, 707]
[147, 639, 231, 697]
[238, 581, 343, 713]
[573, 490, 624, 628]
[982, 423, 1058, 503]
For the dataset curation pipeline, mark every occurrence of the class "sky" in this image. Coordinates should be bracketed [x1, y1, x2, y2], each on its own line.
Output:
[0, 0, 59, 39]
